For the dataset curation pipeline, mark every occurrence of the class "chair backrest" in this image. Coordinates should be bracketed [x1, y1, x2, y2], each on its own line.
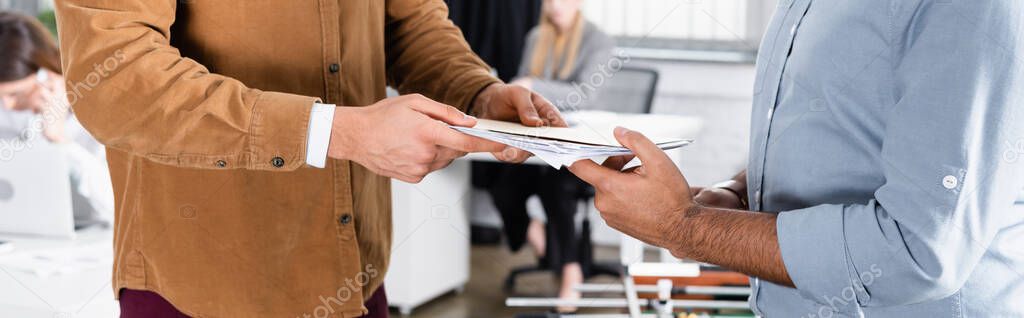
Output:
[593, 66, 659, 114]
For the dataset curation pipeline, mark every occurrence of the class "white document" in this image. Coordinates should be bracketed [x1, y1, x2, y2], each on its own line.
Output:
[451, 119, 692, 168]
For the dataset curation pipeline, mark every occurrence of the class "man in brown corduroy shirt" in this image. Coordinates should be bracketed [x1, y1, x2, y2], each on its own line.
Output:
[53, 0, 564, 317]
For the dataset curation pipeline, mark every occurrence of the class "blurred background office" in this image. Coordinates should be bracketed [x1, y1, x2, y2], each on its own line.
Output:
[0, 3, 112, 226]
[0, 0, 769, 317]
[469, 0, 618, 312]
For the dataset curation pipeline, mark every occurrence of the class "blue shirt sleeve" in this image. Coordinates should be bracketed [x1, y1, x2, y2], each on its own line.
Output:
[775, 0, 1024, 311]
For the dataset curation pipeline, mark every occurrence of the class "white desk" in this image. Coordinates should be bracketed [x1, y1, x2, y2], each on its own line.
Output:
[386, 112, 702, 314]
[0, 228, 118, 318]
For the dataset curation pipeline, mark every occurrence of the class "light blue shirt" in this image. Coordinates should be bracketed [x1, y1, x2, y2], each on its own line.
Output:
[746, 0, 1024, 316]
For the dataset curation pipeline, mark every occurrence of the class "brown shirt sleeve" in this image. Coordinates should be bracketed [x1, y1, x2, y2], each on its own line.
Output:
[384, 0, 502, 112]
[55, 0, 319, 171]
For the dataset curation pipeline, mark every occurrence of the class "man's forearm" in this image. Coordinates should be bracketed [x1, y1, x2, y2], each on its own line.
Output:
[670, 205, 794, 287]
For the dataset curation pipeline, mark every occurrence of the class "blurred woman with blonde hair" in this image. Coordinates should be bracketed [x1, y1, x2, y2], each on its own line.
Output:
[511, 0, 614, 110]
[488, 0, 614, 312]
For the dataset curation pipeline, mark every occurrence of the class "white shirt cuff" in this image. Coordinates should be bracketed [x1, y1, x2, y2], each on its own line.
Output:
[305, 103, 335, 168]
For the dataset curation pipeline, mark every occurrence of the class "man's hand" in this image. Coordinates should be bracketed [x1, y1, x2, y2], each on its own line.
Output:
[568, 130, 793, 285]
[692, 171, 748, 209]
[471, 83, 567, 162]
[39, 71, 70, 144]
[328, 94, 506, 183]
[567, 127, 695, 249]
[691, 187, 746, 209]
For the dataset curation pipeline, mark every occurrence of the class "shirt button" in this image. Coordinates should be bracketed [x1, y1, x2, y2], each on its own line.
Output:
[942, 175, 959, 189]
[271, 157, 285, 168]
[338, 214, 352, 225]
[328, 63, 340, 73]
[215, 160, 227, 168]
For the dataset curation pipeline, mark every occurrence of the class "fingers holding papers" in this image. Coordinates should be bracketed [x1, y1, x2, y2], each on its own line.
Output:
[470, 83, 568, 162]
[568, 127, 674, 188]
[405, 94, 478, 127]
[567, 127, 694, 247]
[531, 91, 567, 128]
[567, 157, 622, 191]
[493, 147, 531, 163]
[500, 84, 566, 128]
[601, 154, 635, 171]
[612, 127, 675, 172]
[428, 121, 506, 154]
[512, 87, 545, 127]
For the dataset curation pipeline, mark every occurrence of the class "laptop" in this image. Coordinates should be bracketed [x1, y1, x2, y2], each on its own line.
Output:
[0, 140, 76, 239]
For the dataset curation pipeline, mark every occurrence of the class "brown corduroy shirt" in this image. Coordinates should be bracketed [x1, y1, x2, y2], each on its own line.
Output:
[54, 0, 499, 317]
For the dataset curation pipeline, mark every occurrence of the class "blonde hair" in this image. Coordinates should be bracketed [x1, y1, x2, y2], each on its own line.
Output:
[528, 12, 584, 80]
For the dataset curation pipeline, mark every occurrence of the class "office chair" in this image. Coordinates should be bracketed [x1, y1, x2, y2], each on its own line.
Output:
[589, 66, 659, 114]
[504, 66, 661, 292]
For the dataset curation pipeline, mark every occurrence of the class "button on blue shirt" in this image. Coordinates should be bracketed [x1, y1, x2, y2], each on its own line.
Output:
[746, 0, 1024, 316]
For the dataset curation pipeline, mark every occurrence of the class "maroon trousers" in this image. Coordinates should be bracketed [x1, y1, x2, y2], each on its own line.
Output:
[120, 287, 389, 318]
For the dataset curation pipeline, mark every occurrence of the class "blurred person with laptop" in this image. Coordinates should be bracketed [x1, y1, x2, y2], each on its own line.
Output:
[0, 11, 113, 228]
[482, 0, 614, 312]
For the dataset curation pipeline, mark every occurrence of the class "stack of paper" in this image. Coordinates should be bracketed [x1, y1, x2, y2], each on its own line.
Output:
[451, 119, 692, 168]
